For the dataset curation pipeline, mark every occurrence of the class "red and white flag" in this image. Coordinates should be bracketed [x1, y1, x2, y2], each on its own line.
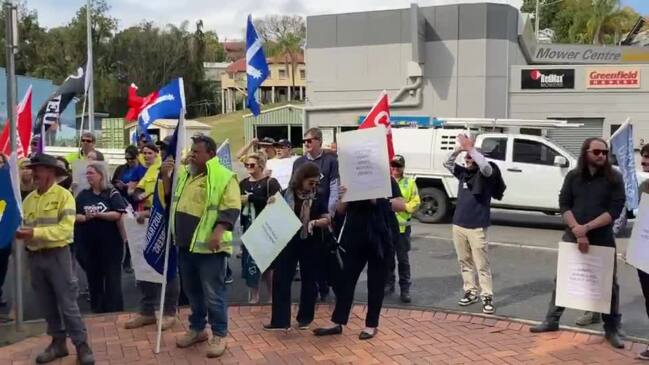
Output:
[0, 86, 33, 159]
[359, 90, 394, 160]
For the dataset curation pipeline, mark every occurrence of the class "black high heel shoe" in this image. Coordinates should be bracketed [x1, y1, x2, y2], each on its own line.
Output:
[313, 324, 343, 336]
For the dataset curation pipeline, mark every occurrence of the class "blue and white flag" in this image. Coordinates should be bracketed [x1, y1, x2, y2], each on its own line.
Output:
[610, 120, 639, 210]
[142, 81, 185, 282]
[137, 78, 185, 141]
[245, 15, 269, 116]
[216, 139, 233, 171]
[0, 162, 21, 249]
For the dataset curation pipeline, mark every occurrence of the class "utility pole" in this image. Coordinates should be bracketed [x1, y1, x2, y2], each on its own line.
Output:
[535, 0, 541, 41]
[86, 0, 94, 132]
[4, 0, 23, 331]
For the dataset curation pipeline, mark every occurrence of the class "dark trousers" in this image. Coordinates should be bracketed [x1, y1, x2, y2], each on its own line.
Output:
[639, 269, 649, 318]
[138, 278, 180, 317]
[271, 238, 318, 327]
[386, 227, 412, 292]
[85, 241, 124, 313]
[0, 246, 11, 300]
[332, 243, 387, 328]
[316, 240, 331, 297]
[545, 262, 621, 332]
[29, 247, 88, 346]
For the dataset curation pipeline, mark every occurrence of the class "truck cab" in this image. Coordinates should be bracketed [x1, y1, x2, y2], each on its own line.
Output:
[391, 120, 580, 223]
[475, 133, 575, 212]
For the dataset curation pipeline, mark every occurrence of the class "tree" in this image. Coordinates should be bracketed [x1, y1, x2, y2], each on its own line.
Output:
[521, 0, 562, 32]
[528, 0, 640, 45]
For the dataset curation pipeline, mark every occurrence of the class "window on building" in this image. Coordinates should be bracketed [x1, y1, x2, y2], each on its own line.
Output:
[481, 138, 507, 161]
[300, 69, 306, 79]
[513, 139, 560, 166]
[610, 124, 621, 136]
[279, 69, 287, 79]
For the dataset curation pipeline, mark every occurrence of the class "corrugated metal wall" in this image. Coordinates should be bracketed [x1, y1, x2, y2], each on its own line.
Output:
[244, 105, 304, 143]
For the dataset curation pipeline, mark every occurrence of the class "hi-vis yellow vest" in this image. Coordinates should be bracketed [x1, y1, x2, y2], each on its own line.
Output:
[171, 157, 235, 254]
[396, 177, 421, 233]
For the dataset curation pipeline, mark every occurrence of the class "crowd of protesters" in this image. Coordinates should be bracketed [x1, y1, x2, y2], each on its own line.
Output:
[2, 127, 649, 362]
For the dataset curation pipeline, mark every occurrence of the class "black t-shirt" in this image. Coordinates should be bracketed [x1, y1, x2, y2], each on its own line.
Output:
[240, 176, 282, 215]
[75, 188, 127, 246]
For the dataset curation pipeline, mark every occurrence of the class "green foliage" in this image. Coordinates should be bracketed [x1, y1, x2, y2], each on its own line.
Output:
[2, 0, 228, 118]
[522, 0, 641, 45]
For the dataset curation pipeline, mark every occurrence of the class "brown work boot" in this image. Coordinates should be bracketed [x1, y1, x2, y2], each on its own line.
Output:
[206, 336, 227, 358]
[176, 330, 209, 348]
[76, 342, 95, 365]
[159, 316, 178, 331]
[124, 314, 156, 329]
[36, 337, 69, 364]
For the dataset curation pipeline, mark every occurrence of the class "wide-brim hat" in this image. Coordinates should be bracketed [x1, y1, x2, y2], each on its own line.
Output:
[25, 154, 68, 176]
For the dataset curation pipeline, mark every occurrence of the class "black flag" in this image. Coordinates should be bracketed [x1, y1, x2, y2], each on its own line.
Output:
[33, 65, 87, 138]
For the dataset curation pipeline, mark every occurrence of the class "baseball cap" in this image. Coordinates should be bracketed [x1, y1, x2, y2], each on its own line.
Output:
[259, 137, 276, 145]
[391, 155, 405, 167]
[274, 139, 292, 148]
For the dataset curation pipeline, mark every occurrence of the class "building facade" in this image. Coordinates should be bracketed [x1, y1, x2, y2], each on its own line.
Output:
[304, 2, 649, 153]
[221, 54, 306, 114]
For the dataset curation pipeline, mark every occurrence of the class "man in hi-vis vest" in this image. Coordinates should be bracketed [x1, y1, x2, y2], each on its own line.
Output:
[171, 134, 241, 358]
[385, 155, 420, 303]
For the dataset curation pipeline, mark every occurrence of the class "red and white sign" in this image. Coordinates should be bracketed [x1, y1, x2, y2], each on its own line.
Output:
[587, 68, 640, 89]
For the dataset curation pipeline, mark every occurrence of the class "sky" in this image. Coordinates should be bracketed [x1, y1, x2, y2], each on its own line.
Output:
[26, 0, 647, 40]
[27, 0, 524, 39]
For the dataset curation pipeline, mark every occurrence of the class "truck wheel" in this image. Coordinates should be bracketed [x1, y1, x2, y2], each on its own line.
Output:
[414, 187, 449, 223]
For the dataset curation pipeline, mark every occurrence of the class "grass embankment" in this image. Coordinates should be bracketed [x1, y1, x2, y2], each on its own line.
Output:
[197, 102, 293, 154]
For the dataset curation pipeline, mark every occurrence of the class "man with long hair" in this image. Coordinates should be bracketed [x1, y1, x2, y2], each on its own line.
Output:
[530, 138, 626, 349]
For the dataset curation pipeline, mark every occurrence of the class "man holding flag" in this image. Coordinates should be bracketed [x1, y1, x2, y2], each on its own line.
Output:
[171, 134, 241, 358]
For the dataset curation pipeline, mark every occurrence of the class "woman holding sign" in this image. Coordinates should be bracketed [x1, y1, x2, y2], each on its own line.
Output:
[313, 179, 405, 340]
[264, 162, 330, 331]
[240, 153, 281, 304]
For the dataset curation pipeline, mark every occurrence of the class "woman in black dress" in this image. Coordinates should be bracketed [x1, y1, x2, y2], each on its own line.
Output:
[240, 153, 281, 303]
[313, 178, 405, 340]
[265, 162, 331, 330]
[75, 162, 126, 313]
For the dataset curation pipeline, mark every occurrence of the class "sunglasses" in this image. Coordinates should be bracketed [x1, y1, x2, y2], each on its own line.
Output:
[588, 149, 609, 157]
[244, 163, 257, 168]
[303, 138, 319, 144]
[81, 139, 93, 143]
[390, 164, 403, 168]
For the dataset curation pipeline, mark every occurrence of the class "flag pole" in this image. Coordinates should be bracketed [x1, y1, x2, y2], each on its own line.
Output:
[4, 0, 23, 331]
[86, 0, 94, 133]
[154, 107, 185, 354]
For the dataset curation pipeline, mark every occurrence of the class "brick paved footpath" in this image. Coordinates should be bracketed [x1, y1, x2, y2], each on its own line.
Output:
[1, 304, 648, 364]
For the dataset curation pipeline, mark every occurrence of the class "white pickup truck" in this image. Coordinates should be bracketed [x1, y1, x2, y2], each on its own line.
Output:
[392, 123, 584, 223]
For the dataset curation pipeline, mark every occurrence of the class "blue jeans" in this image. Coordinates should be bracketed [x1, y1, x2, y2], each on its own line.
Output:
[178, 249, 228, 337]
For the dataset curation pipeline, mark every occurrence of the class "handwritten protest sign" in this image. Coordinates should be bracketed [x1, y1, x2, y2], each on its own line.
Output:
[337, 126, 391, 202]
[266, 156, 298, 190]
[627, 193, 649, 273]
[240, 192, 302, 272]
[555, 241, 614, 314]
